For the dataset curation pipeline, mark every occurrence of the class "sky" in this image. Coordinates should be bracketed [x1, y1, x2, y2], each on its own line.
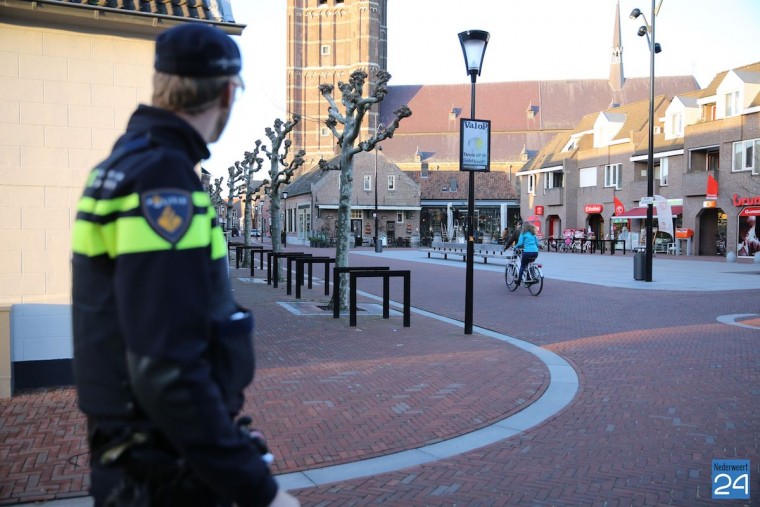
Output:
[204, 0, 760, 179]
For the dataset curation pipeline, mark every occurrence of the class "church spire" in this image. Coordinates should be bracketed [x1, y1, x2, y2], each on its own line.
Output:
[609, 0, 624, 92]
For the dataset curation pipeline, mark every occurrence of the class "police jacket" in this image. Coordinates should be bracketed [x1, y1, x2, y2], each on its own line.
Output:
[71, 105, 278, 506]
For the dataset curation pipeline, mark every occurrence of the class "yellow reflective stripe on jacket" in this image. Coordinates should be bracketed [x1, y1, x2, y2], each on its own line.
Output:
[73, 191, 227, 259]
[77, 194, 140, 216]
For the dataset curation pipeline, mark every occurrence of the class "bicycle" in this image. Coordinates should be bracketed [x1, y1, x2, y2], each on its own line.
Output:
[504, 248, 544, 296]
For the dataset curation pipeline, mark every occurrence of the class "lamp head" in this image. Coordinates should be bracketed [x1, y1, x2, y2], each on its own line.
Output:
[653, 42, 662, 54]
[629, 8, 642, 19]
[282, 191, 288, 199]
[637, 25, 648, 37]
[458, 30, 490, 78]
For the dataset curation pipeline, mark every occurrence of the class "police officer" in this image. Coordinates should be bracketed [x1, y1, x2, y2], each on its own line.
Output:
[71, 23, 299, 507]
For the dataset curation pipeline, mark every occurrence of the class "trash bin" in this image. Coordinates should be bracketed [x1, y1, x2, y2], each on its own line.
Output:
[374, 241, 383, 253]
[633, 251, 645, 280]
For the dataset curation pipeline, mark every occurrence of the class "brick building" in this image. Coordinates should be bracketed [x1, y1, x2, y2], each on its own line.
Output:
[518, 62, 760, 258]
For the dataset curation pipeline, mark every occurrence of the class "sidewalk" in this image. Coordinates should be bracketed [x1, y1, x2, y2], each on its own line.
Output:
[4, 246, 758, 506]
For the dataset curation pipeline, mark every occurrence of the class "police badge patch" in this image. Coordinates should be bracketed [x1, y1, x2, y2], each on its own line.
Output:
[141, 189, 193, 244]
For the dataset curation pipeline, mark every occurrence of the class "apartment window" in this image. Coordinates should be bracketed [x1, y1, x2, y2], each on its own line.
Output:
[725, 90, 740, 116]
[527, 174, 536, 194]
[604, 163, 622, 189]
[387, 175, 396, 190]
[659, 158, 669, 186]
[733, 138, 760, 173]
[321, 45, 330, 56]
[363, 175, 371, 191]
[544, 171, 563, 189]
[351, 210, 362, 219]
[396, 211, 403, 223]
[579, 167, 597, 187]
[689, 147, 720, 172]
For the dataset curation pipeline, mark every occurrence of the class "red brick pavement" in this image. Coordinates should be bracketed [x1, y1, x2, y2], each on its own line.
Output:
[2, 248, 759, 506]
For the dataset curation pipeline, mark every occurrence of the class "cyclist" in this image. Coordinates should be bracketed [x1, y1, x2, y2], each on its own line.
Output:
[514, 222, 539, 284]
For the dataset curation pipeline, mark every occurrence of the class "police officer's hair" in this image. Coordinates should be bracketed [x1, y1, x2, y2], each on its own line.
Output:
[152, 72, 231, 114]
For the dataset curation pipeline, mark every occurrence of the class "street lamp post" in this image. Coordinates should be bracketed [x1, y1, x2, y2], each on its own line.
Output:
[458, 29, 489, 335]
[282, 190, 288, 247]
[631, 1, 662, 282]
[374, 145, 383, 253]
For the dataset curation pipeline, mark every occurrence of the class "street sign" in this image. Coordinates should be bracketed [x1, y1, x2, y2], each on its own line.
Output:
[640, 197, 655, 206]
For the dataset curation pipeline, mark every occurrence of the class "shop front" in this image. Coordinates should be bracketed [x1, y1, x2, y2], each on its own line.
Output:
[613, 201, 683, 251]
[583, 203, 604, 240]
[734, 194, 760, 258]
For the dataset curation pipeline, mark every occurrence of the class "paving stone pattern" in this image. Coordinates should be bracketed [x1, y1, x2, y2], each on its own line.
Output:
[1, 248, 758, 506]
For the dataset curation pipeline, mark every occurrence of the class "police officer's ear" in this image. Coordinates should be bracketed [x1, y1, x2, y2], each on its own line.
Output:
[220, 75, 244, 109]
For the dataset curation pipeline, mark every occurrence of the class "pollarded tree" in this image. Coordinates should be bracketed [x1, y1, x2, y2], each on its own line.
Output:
[318, 69, 412, 308]
[238, 141, 267, 268]
[225, 162, 245, 233]
[208, 177, 224, 210]
[261, 115, 306, 257]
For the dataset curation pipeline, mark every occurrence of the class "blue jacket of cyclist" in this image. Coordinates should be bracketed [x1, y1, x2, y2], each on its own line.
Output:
[514, 222, 539, 283]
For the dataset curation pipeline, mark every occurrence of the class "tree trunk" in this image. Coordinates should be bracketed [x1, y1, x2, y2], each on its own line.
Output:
[333, 149, 354, 309]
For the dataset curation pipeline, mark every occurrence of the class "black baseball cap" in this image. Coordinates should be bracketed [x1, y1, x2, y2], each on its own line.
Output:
[154, 23, 241, 78]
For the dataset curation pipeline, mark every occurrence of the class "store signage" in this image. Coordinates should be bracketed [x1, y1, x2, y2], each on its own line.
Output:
[732, 194, 760, 206]
[459, 118, 491, 172]
[703, 200, 717, 208]
[739, 206, 760, 216]
[534, 206, 544, 216]
[584, 204, 603, 214]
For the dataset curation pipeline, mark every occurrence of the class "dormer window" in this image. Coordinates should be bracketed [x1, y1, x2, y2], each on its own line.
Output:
[671, 113, 683, 137]
[725, 90, 740, 116]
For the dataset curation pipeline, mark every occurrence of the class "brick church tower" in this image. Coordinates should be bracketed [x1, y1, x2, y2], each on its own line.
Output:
[287, 0, 387, 168]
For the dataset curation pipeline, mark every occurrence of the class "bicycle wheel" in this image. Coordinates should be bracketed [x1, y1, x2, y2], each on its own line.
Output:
[505, 263, 519, 291]
[527, 265, 544, 296]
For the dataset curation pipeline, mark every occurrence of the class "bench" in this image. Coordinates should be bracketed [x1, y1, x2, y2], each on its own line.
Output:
[423, 241, 467, 261]
[422, 241, 507, 263]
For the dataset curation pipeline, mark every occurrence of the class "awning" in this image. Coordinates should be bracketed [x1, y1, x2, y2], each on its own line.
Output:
[613, 205, 683, 220]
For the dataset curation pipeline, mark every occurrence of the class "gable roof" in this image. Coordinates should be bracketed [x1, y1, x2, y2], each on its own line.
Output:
[378, 75, 697, 165]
